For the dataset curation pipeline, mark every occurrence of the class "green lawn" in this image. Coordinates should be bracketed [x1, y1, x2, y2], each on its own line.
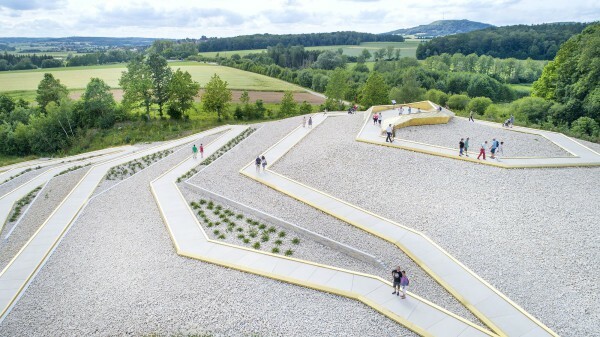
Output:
[0, 62, 305, 93]
[198, 40, 424, 59]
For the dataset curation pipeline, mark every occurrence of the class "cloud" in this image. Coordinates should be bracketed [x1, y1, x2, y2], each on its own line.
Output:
[78, 6, 244, 28]
[262, 9, 317, 24]
[0, 0, 66, 10]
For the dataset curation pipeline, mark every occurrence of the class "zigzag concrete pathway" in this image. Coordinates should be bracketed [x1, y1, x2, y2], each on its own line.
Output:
[0, 147, 137, 233]
[151, 123, 492, 337]
[240, 114, 558, 337]
[0, 126, 229, 321]
[358, 109, 600, 168]
[0, 146, 133, 182]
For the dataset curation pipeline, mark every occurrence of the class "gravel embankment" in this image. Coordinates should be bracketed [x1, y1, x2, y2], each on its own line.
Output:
[0, 167, 91, 272]
[181, 187, 383, 275]
[273, 113, 600, 337]
[188, 116, 484, 327]
[379, 110, 572, 157]
[0, 133, 417, 337]
[0, 166, 53, 197]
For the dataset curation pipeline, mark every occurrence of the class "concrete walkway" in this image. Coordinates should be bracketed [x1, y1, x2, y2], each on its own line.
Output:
[151, 122, 492, 337]
[0, 126, 229, 321]
[0, 146, 133, 182]
[240, 114, 558, 337]
[0, 147, 137, 233]
[358, 109, 600, 168]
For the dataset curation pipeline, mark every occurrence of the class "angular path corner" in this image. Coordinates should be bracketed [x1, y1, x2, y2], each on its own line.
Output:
[152, 122, 494, 337]
[0, 126, 229, 322]
[357, 108, 600, 169]
[238, 113, 559, 337]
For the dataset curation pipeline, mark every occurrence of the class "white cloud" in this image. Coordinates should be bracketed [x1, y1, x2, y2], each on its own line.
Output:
[0, 0, 596, 37]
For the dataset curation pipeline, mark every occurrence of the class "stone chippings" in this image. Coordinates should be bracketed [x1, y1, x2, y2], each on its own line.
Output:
[0, 167, 91, 271]
[0, 126, 417, 337]
[389, 114, 572, 158]
[0, 166, 53, 197]
[273, 113, 600, 337]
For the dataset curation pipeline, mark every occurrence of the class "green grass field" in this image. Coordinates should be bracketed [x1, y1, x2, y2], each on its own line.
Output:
[198, 40, 424, 59]
[0, 61, 305, 94]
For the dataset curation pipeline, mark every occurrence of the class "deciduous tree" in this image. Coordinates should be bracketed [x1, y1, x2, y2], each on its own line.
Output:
[36, 73, 68, 113]
[202, 74, 232, 121]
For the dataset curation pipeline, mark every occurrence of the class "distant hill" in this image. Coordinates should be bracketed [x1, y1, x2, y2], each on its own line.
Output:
[0, 37, 160, 47]
[384, 20, 493, 37]
[416, 22, 591, 60]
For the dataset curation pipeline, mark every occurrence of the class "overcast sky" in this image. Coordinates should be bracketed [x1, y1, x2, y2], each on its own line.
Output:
[0, 0, 598, 38]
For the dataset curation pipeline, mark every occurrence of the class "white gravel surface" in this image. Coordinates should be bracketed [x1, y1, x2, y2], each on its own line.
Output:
[0, 168, 90, 272]
[0, 133, 418, 337]
[188, 116, 484, 327]
[273, 113, 600, 337]
[379, 110, 573, 158]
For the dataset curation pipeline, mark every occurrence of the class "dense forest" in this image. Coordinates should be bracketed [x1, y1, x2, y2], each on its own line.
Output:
[198, 32, 404, 52]
[416, 22, 590, 60]
[0, 53, 55, 70]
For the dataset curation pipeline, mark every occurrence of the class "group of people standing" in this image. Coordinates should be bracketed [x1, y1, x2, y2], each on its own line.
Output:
[255, 155, 267, 172]
[192, 144, 204, 159]
[459, 138, 504, 160]
[302, 116, 313, 128]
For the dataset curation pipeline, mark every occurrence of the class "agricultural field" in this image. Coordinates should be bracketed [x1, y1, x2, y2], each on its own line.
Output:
[0, 62, 306, 96]
[198, 40, 424, 59]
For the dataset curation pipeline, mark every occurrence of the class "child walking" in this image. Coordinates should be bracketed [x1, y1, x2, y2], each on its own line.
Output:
[399, 270, 409, 299]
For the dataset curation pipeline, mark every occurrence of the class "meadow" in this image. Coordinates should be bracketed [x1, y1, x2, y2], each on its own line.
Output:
[0, 61, 306, 95]
[198, 40, 424, 59]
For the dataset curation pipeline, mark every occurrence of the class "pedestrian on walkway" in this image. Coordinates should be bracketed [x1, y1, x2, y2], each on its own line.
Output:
[490, 138, 498, 159]
[509, 115, 514, 128]
[200, 144, 204, 158]
[464, 137, 470, 157]
[459, 138, 465, 156]
[378, 113, 382, 126]
[497, 141, 504, 158]
[408, 106, 412, 114]
[261, 155, 267, 172]
[255, 156, 262, 173]
[399, 270, 409, 299]
[469, 110, 475, 122]
[302, 116, 306, 128]
[392, 266, 402, 296]
[192, 144, 198, 159]
[373, 113, 378, 125]
[308, 117, 313, 128]
[386, 124, 393, 142]
[478, 141, 487, 160]
[398, 106, 403, 115]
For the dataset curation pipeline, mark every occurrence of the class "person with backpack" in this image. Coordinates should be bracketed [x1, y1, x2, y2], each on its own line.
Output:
[255, 156, 261, 173]
[192, 144, 198, 159]
[399, 270, 409, 299]
[391, 266, 402, 296]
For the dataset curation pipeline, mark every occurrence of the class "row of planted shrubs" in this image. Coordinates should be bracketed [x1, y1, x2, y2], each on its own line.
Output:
[106, 149, 173, 180]
[190, 199, 300, 256]
[9, 186, 42, 222]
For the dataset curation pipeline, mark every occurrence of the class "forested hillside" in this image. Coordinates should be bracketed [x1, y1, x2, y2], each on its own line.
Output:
[198, 32, 404, 52]
[416, 22, 590, 60]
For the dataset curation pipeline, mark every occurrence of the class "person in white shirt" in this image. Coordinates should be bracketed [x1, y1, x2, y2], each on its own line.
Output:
[386, 124, 393, 142]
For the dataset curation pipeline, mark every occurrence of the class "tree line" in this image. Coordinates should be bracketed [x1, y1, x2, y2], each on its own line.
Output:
[198, 31, 404, 52]
[416, 22, 590, 60]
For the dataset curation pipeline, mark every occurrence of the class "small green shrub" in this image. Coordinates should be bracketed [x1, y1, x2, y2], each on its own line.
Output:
[218, 234, 226, 239]
[237, 234, 245, 239]
[278, 231, 286, 238]
[261, 234, 270, 242]
[213, 230, 220, 235]
[199, 199, 207, 205]
[258, 223, 266, 230]
[242, 238, 250, 244]
[252, 242, 261, 249]
[292, 238, 300, 245]
[271, 247, 280, 254]
[284, 249, 293, 256]
[236, 214, 244, 219]
[267, 226, 276, 233]
[274, 239, 283, 245]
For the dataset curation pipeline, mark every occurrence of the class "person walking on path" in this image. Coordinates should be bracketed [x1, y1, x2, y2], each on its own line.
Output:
[378, 113, 383, 126]
[469, 110, 475, 122]
[261, 155, 267, 172]
[490, 138, 498, 159]
[199, 144, 204, 158]
[478, 141, 487, 160]
[373, 113, 378, 125]
[399, 270, 409, 299]
[255, 156, 262, 173]
[386, 124, 393, 143]
[509, 115, 514, 127]
[459, 138, 465, 156]
[464, 137, 470, 157]
[302, 116, 306, 128]
[308, 117, 313, 128]
[192, 144, 198, 159]
[497, 141, 504, 158]
[392, 266, 402, 296]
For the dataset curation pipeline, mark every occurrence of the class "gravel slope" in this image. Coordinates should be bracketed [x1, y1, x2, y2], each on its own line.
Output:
[0, 122, 418, 337]
[379, 110, 572, 157]
[0, 166, 52, 197]
[0, 167, 90, 271]
[273, 113, 600, 337]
